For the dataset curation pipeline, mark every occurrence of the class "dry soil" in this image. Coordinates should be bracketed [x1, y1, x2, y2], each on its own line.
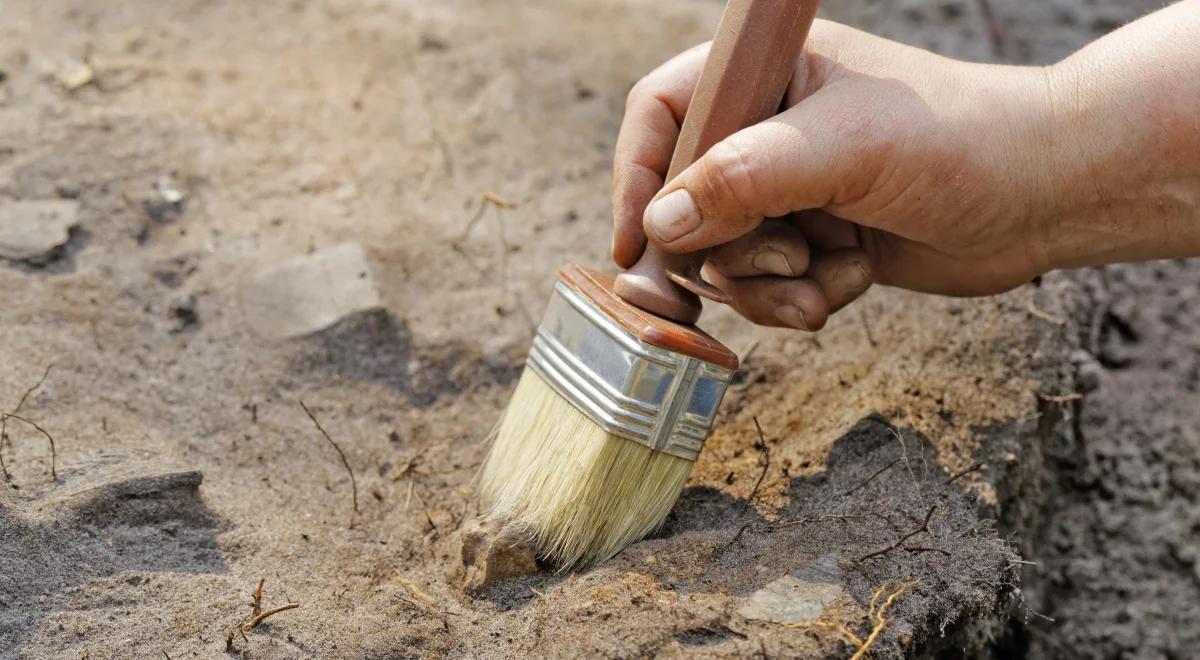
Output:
[0, 1, 1191, 659]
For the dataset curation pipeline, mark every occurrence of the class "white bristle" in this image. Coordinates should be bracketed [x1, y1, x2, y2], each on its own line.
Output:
[479, 368, 694, 569]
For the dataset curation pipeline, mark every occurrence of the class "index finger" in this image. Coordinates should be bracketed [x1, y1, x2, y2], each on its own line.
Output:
[611, 42, 711, 269]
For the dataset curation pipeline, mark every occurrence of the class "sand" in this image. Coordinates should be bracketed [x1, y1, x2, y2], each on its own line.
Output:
[0, 0, 1191, 658]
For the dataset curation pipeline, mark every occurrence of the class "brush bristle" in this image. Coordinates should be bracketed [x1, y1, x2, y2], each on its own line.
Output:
[479, 368, 693, 569]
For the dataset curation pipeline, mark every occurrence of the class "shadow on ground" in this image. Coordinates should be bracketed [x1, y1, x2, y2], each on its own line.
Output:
[0, 466, 226, 653]
[292, 309, 524, 407]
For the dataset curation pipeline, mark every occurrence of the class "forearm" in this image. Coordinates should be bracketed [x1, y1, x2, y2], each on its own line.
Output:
[1041, 0, 1200, 270]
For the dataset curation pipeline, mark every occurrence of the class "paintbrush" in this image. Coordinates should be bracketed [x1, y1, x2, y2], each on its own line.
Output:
[480, 0, 819, 568]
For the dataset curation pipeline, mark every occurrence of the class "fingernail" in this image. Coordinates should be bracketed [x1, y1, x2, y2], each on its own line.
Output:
[775, 304, 809, 330]
[752, 250, 794, 277]
[844, 263, 871, 293]
[646, 189, 700, 243]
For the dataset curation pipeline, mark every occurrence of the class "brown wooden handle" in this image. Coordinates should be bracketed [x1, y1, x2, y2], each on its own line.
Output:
[613, 0, 820, 323]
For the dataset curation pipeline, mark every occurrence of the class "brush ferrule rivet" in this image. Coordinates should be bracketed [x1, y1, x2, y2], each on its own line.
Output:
[526, 282, 733, 461]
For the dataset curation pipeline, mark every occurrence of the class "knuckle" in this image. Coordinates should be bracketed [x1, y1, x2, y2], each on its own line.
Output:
[699, 138, 762, 214]
[625, 77, 653, 111]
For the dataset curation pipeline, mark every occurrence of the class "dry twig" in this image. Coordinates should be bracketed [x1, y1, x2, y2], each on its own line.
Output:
[225, 579, 299, 651]
[1, 413, 57, 480]
[889, 426, 925, 488]
[1025, 298, 1065, 325]
[250, 577, 265, 617]
[722, 417, 772, 552]
[457, 191, 519, 242]
[842, 458, 900, 498]
[768, 511, 899, 532]
[739, 339, 760, 364]
[299, 400, 359, 519]
[482, 191, 517, 209]
[857, 505, 942, 562]
[859, 306, 877, 348]
[246, 603, 301, 629]
[745, 417, 771, 508]
[1036, 391, 1082, 403]
[393, 575, 439, 607]
[947, 463, 984, 484]
[1, 364, 54, 482]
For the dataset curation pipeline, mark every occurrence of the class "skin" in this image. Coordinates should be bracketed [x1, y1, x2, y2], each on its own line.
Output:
[611, 2, 1200, 331]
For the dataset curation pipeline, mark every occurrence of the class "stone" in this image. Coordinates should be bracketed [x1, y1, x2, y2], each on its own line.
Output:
[239, 242, 382, 339]
[453, 518, 539, 594]
[737, 552, 847, 625]
[55, 60, 94, 91]
[0, 199, 79, 262]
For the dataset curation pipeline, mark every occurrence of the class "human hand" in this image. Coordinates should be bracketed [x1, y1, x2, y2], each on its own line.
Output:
[612, 13, 1200, 330]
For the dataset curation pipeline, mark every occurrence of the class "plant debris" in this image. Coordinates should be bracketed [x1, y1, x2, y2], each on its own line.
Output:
[299, 400, 359, 522]
[224, 578, 300, 651]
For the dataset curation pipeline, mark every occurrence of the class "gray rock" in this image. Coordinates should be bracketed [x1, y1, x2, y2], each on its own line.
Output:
[0, 199, 79, 262]
[239, 242, 382, 338]
[737, 552, 847, 625]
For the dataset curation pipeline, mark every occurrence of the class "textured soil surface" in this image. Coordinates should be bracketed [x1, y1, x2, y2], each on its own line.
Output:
[0, 0, 1188, 658]
[1017, 263, 1200, 659]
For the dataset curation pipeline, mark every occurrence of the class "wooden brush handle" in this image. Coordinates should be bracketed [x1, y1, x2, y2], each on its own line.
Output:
[613, 0, 820, 324]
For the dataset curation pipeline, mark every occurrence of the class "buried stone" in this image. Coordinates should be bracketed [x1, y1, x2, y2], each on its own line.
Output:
[0, 200, 79, 263]
[453, 518, 539, 594]
[738, 552, 849, 625]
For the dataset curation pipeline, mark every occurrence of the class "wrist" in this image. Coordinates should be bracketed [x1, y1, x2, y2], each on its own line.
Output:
[955, 62, 1070, 279]
[1034, 36, 1200, 272]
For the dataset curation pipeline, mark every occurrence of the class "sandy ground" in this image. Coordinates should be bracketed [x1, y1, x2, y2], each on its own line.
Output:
[0, 0, 1190, 658]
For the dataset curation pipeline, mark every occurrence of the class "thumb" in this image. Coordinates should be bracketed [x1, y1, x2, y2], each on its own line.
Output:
[642, 98, 865, 253]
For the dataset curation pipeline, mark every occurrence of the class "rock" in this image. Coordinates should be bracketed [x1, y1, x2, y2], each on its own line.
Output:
[55, 59, 94, 91]
[154, 175, 186, 205]
[0, 199, 79, 262]
[239, 242, 382, 339]
[737, 552, 847, 625]
[453, 518, 539, 594]
[141, 175, 187, 227]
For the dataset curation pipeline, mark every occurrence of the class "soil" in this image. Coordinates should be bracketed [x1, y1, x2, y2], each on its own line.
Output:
[1016, 262, 1200, 659]
[0, 0, 1189, 659]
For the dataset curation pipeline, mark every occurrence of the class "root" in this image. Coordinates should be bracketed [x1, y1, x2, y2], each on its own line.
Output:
[857, 505, 945, 562]
[789, 578, 919, 659]
[853, 580, 919, 659]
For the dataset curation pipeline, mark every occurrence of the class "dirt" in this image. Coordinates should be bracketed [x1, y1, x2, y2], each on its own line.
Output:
[0, 0, 1188, 658]
[1014, 262, 1200, 659]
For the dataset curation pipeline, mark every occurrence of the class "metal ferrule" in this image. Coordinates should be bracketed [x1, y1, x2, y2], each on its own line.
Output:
[525, 281, 733, 461]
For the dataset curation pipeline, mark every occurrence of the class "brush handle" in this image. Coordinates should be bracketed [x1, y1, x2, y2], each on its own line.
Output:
[613, 0, 820, 324]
